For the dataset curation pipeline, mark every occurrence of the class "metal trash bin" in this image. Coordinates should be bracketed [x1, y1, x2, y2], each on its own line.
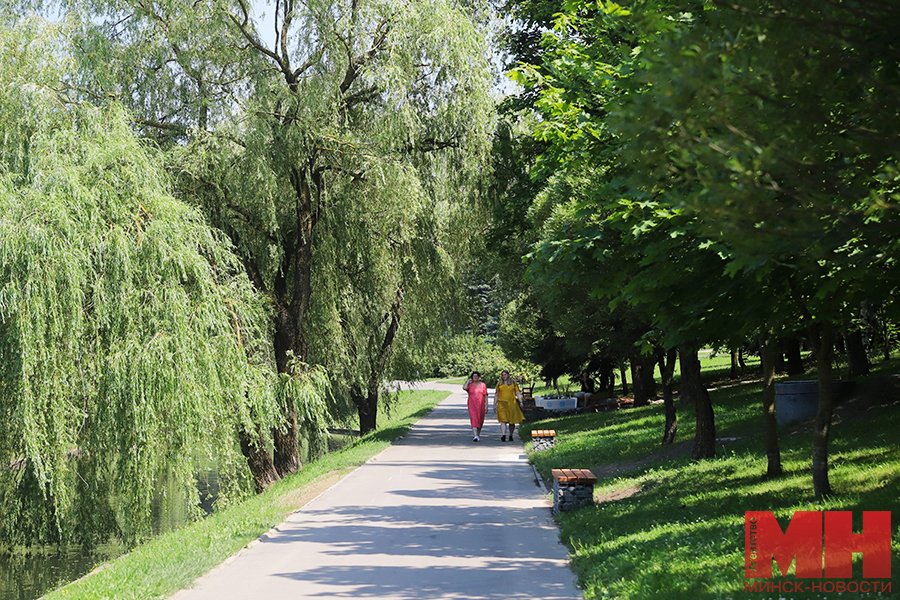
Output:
[774, 380, 850, 426]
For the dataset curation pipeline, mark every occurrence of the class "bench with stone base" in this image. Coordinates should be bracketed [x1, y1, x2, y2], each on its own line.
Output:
[531, 429, 556, 451]
[551, 468, 596, 514]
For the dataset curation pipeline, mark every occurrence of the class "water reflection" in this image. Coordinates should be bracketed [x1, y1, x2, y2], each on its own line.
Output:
[2, 438, 321, 599]
[0, 543, 123, 600]
[1, 467, 220, 600]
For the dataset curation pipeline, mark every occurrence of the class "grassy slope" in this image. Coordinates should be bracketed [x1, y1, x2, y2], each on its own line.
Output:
[523, 359, 900, 600]
[42, 389, 449, 600]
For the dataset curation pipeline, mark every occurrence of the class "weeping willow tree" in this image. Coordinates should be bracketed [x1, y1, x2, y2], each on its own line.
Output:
[23, 0, 496, 467]
[305, 162, 467, 433]
[0, 19, 327, 544]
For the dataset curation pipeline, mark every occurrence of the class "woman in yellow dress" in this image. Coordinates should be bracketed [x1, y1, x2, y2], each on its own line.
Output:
[493, 369, 525, 442]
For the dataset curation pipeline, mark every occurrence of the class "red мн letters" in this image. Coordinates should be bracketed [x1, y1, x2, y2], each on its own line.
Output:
[746, 511, 891, 578]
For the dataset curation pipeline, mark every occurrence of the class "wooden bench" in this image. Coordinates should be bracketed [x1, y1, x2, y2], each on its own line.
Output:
[551, 468, 597, 513]
[531, 429, 556, 451]
[521, 386, 535, 407]
[551, 468, 596, 483]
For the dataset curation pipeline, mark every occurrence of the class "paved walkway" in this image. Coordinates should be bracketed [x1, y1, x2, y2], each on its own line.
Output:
[172, 382, 580, 599]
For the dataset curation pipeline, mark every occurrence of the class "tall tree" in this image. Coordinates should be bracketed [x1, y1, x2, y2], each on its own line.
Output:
[0, 19, 296, 542]
[509, 1, 798, 463]
[613, 0, 900, 495]
[40, 0, 494, 468]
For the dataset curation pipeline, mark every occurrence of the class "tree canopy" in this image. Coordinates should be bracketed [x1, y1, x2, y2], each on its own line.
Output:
[0, 18, 325, 543]
[10, 0, 497, 484]
[505, 0, 900, 492]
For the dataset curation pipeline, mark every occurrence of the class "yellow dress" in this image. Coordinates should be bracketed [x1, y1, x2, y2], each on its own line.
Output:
[496, 382, 525, 424]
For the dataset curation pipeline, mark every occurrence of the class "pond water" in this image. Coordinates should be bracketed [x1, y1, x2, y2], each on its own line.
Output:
[0, 543, 124, 600]
[0, 468, 220, 600]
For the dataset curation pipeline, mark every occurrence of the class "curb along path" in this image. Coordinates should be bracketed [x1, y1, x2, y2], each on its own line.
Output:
[171, 382, 580, 600]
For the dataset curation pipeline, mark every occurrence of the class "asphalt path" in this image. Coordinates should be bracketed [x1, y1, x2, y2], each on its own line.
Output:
[171, 381, 580, 600]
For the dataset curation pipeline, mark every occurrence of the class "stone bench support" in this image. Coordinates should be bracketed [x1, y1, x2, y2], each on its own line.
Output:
[531, 429, 556, 451]
[551, 468, 596, 514]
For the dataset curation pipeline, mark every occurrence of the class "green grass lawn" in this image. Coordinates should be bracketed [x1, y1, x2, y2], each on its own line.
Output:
[42, 389, 448, 600]
[522, 359, 900, 600]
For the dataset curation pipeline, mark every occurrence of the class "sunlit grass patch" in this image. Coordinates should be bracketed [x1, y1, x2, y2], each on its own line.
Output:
[560, 445, 900, 598]
[523, 404, 693, 481]
[529, 361, 900, 599]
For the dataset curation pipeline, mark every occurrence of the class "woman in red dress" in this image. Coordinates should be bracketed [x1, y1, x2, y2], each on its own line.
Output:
[463, 371, 488, 442]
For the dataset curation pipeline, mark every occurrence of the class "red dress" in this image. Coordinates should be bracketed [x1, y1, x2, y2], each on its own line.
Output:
[466, 382, 488, 428]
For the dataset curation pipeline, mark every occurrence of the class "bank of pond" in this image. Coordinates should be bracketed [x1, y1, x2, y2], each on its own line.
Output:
[0, 466, 222, 600]
[0, 416, 381, 600]
[0, 385, 415, 600]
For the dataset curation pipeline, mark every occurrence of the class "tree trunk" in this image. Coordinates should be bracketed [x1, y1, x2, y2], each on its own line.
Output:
[785, 337, 805, 375]
[631, 355, 656, 406]
[271, 294, 305, 479]
[232, 285, 305, 484]
[774, 343, 785, 373]
[760, 333, 783, 478]
[351, 289, 404, 436]
[642, 356, 657, 399]
[270, 166, 317, 478]
[630, 361, 641, 403]
[220, 160, 315, 487]
[659, 347, 677, 445]
[273, 405, 300, 479]
[620, 365, 629, 396]
[353, 386, 379, 435]
[730, 350, 739, 380]
[843, 327, 870, 379]
[598, 358, 615, 396]
[597, 365, 608, 394]
[738, 348, 747, 370]
[680, 344, 715, 459]
[811, 321, 835, 497]
[238, 428, 278, 493]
